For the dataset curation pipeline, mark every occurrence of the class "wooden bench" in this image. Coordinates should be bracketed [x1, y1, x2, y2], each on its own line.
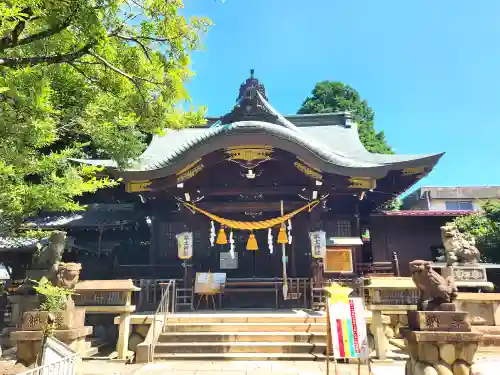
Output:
[220, 280, 280, 309]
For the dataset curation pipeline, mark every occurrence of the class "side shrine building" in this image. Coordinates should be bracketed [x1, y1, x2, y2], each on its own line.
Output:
[15, 71, 444, 308]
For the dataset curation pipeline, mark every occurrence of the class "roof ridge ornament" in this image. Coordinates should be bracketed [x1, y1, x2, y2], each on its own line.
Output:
[237, 69, 268, 102]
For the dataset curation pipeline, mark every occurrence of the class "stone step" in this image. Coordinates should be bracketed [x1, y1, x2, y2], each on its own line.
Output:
[154, 341, 326, 354]
[481, 335, 500, 347]
[164, 322, 327, 333]
[166, 314, 325, 324]
[153, 352, 327, 361]
[158, 331, 327, 343]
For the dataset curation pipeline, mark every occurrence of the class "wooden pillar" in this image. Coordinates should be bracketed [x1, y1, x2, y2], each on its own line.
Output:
[116, 291, 132, 360]
[180, 206, 195, 289]
[148, 217, 157, 265]
[309, 208, 324, 290]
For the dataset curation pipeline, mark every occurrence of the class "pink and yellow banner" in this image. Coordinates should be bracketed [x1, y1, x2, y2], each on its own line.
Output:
[328, 297, 368, 359]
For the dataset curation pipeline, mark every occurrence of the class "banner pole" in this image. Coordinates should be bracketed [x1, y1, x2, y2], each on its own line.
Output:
[326, 299, 331, 375]
[281, 200, 288, 299]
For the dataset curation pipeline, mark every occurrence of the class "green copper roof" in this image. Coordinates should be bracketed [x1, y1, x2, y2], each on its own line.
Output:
[74, 82, 443, 181]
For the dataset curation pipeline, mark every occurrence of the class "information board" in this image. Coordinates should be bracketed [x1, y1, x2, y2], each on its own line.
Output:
[194, 272, 226, 294]
[220, 252, 238, 269]
[324, 248, 353, 273]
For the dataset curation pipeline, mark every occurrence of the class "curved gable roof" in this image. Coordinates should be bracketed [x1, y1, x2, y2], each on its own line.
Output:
[73, 73, 443, 182]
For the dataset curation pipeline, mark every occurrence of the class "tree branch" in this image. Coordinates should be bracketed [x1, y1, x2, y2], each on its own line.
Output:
[14, 17, 73, 49]
[68, 63, 99, 84]
[115, 34, 152, 61]
[0, 41, 97, 67]
[89, 52, 148, 104]
[0, 7, 33, 52]
[89, 52, 163, 86]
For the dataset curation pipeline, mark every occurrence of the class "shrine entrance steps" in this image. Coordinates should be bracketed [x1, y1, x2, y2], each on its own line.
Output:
[153, 311, 328, 361]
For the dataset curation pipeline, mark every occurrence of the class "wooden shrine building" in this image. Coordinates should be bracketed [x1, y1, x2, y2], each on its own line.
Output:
[67, 70, 443, 307]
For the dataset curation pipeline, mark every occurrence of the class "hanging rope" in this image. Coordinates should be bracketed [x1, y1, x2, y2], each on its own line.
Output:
[182, 200, 320, 230]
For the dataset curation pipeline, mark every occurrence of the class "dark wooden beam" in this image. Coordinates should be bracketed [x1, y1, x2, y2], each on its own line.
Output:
[197, 201, 307, 213]
[193, 185, 313, 196]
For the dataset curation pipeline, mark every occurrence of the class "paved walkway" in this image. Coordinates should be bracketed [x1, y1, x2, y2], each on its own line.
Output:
[133, 360, 379, 375]
[77, 357, 499, 375]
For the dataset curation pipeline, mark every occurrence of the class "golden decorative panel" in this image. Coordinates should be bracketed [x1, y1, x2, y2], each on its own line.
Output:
[402, 166, 426, 176]
[126, 180, 152, 192]
[224, 145, 273, 162]
[294, 158, 322, 180]
[176, 159, 204, 184]
[348, 177, 376, 190]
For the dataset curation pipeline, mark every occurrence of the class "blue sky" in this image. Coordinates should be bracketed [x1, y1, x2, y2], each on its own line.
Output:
[183, 0, 500, 190]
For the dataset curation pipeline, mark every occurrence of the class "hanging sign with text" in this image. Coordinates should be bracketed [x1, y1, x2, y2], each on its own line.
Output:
[309, 231, 326, 259]
[176, 232, 193, 260]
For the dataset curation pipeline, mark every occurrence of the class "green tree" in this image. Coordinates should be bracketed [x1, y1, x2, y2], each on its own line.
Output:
[379, 198, 403, 211]
[297, 81, 392, 154]
[0, 1, 212, 234]
[452, 201, 500, 263]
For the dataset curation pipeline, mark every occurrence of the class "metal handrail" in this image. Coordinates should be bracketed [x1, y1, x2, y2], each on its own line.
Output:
[150, 279, 175, 362]
[18, 353, 77, 375]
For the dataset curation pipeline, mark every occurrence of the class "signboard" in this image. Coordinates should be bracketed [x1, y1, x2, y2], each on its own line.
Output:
[324, 248, 353, 273]
[194, 272, 226, 294]
[0, 264, 11, 280]
[213, 273, 227, 285]
[176, 232, 193, 260]
[327, 297, 368, 359]
[309, 231, 326, 259]
[220, 252, 238, 269]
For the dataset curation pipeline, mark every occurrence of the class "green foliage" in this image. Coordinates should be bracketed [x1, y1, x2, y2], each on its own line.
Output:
[0, 1, 213, 234]
[31, 277, 74, 311]
[379, 198, 403, 211]
[297, 81, 392, 154]
[452, 201, 500, 263]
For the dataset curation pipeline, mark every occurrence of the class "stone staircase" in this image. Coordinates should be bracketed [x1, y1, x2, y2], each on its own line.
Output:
[153, 313, 328, 360]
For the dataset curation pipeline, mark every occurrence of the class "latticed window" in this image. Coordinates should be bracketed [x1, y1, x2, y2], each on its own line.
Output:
[335, 220, 352, 237]
[324, 219, 352, 237]
[159, 221, 184, 257]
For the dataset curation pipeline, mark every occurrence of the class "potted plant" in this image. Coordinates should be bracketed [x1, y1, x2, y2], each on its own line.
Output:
[20, 277, 83, 332]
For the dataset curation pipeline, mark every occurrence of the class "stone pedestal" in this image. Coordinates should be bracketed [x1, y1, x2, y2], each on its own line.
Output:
[11, 326, 93, 365]
[402, 330, 482, 375]
[441, 265, 494, 291]
[403, 306, 483, 375]
[7, 295, 40, 328]
[10, 305, 90, 366]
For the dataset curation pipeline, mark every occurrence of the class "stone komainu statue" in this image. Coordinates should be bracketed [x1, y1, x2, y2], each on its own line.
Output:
[31, 231, 66, 276]
[440, 224, 481, 265]
[409, 260, 458, 311]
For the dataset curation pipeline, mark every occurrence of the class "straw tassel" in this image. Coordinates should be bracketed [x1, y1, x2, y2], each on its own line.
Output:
[277, 225, 288, 244]
[216, 227, 228, 245]
[246, 231, 258, 250]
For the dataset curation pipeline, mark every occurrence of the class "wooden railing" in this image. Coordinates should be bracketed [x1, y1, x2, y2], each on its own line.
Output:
[134, 277, 311, 311]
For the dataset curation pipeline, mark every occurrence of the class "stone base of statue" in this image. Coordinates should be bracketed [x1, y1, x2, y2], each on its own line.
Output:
[10, 305, 92, 366]
[11, 326, 93, 365]
[402, 329, 482, 375]
[441, 265, 494, 291]
[403, 304, 483, 375]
